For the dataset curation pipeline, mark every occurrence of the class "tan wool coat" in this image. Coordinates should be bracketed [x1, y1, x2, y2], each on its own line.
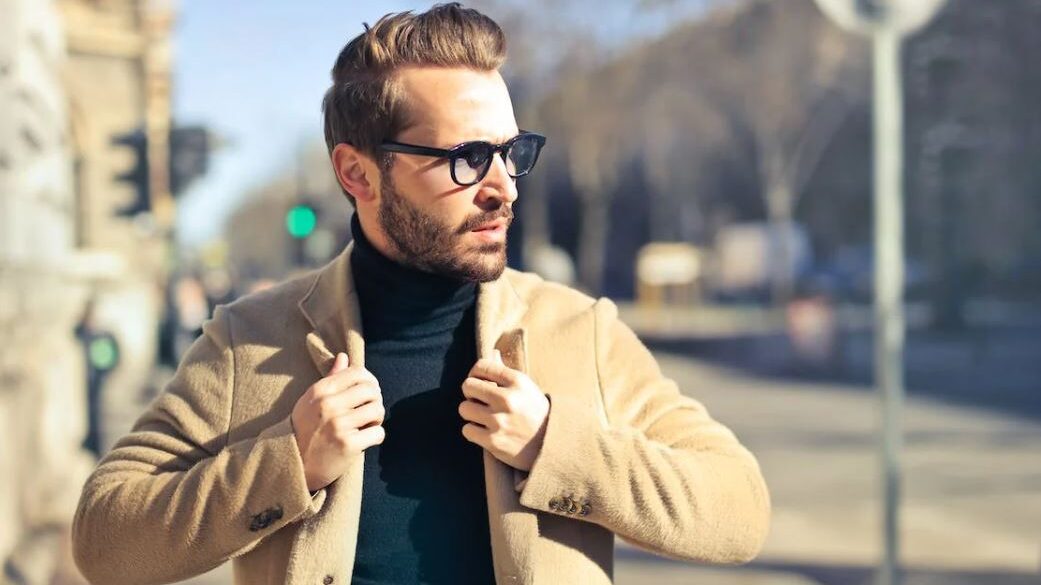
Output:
[72, 243, 771, 585]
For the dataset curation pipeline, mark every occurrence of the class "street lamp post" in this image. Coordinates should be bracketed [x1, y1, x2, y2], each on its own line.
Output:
[811, 2, 947, 585]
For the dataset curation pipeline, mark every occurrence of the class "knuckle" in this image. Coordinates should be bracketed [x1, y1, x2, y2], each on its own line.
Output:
[345, 432, 365, 453]
[501, 393, 518, 412]
[341, 434, 356, 452]
[313, 378, 334, 396]
[490, 433, 509, 451]
[333, 433, 350, 451]
[317, 401, 334, 422]
[360, 401, 378, 418]
[492, 413, 508, 429]
[352, 382, 376, 400]
[331, 417, 352, 436]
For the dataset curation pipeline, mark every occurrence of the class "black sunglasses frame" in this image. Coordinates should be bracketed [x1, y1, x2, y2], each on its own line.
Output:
[380, 131, 547, 187]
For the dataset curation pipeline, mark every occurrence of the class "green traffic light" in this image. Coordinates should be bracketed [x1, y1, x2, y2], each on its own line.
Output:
[286, 205, 317, 239]
[88, 337, 119, 370]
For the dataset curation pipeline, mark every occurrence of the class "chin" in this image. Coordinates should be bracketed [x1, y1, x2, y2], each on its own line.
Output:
[462, 247, 507, 282]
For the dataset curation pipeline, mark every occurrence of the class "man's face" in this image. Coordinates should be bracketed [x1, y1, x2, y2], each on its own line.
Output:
[374, 67, 520, 282]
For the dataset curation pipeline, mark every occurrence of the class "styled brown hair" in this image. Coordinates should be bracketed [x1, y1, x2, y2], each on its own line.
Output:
[322, 3, 507, 207]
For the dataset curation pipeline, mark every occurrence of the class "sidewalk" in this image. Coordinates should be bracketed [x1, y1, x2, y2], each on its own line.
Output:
[618, 353, 1041, 584]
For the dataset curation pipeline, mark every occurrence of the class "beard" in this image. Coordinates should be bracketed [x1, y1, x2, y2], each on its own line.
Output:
[376, 169, 512, 283]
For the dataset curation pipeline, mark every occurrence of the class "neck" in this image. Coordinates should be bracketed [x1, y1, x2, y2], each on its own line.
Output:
[354, 208, 409, 268]
[349, 212, 475, 314]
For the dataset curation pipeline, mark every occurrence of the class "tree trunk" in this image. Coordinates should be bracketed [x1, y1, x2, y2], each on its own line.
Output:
[577, 187, 610, 295]
[762, 148, 797, 306]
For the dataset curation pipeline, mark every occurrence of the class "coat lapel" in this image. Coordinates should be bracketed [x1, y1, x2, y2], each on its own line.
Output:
[290, 241, 535, 584]
[288, 243, 367, 584]
[476, 273, 536, 585]
[299, 242, 363, 376]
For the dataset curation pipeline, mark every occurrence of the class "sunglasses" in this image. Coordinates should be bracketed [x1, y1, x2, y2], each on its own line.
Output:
[380, 131, 547, 187]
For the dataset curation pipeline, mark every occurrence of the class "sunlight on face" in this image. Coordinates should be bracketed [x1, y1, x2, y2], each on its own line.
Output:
[375, 67, 520, 282]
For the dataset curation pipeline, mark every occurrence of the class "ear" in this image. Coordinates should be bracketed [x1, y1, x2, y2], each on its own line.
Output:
[331, 143, 379, 203]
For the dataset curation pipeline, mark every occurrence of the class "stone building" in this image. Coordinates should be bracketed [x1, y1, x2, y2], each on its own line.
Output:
[58, 0, 177, 451]
[0, 0, 176, 582]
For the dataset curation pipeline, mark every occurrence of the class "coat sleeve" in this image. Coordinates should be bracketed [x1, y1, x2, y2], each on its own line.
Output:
[72, 306, 325, 585]
[517, 298, 771, 564]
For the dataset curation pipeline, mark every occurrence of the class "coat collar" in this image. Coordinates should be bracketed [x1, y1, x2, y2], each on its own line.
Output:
[298, 240, 530, 373]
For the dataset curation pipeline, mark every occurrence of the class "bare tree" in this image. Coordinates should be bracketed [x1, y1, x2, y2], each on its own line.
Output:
[702, 0, 869, 303]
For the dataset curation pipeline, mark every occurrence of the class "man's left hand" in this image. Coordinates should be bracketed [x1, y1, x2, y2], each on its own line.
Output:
[459, 352, 549, 472]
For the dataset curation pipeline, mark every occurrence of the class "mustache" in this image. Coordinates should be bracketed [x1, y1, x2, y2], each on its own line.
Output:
[460, 208, 514, 233]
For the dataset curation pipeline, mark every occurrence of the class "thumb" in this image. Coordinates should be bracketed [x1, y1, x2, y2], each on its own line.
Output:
[328, 352, 349, 375]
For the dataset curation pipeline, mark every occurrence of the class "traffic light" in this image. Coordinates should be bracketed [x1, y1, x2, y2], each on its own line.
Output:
[286, 204, 318, 239]
[170, 125, 213, 196]
[286, 202, 325, 266]
[111, 128, 150, 217]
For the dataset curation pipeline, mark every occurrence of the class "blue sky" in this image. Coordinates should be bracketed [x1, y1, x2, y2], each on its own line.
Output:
[172, 0, 713, 247]
[173, 1, 426, 246]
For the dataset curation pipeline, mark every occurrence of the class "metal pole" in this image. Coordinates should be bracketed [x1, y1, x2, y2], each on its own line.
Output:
[873, 24, 905, 585]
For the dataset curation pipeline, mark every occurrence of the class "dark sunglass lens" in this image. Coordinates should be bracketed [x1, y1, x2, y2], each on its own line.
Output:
[464, 143, 492, 169]
[507, 136, 540, 176]
[452, 143, 492, 185]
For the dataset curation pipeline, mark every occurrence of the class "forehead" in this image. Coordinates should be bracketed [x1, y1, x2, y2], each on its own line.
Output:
[395, 67, 518, 145]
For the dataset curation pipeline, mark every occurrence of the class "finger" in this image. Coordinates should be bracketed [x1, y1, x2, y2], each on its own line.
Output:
[469, 357, 519, 387]
[458, 399, 494, 427]
[461, 422, 491, 449]
[346, 424, 386, 452]
[328, 352, 349, 376]
[461, 376, 504, 408]
[314, 367, 379, 399]
[315, 383, 382, 420]
[337, 400, 386, 431]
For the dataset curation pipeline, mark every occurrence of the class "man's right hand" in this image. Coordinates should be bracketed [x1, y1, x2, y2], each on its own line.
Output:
[291, 352, 385, 492]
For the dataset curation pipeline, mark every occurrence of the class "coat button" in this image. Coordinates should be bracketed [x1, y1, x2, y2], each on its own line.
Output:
[248, 505, 284, 532]
[567, 500, 578, 514]
[323, 576, 334, 584]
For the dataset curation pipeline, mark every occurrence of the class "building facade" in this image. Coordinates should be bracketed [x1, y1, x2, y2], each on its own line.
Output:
[0, 0, 176, 582]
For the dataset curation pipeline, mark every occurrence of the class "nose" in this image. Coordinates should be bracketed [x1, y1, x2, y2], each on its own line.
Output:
[476, 154, 518, 206]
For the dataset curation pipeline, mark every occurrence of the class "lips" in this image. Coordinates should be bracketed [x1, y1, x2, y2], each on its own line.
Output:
[473, 219, 507, 231]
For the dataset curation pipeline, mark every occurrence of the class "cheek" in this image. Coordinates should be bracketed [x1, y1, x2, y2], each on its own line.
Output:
[393, 165, 482, 231]
[409, 161, 466, 198]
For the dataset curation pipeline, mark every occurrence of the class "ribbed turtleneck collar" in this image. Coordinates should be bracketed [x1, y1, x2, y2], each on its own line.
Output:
[348, 213, 476, 336]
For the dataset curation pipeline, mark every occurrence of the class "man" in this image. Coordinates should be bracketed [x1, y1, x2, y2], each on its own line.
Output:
[72, 4, 770, 584]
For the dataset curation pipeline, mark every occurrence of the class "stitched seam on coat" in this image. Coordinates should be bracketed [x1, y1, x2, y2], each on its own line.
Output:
[223, 307, 237, 450]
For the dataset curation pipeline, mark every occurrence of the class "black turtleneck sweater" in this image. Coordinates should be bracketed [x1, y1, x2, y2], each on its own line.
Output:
[347, 213, 495, 585]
